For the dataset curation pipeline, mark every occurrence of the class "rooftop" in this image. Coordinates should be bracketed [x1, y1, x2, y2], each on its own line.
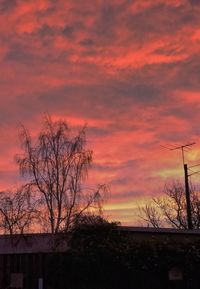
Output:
[1, 226, 200, 254]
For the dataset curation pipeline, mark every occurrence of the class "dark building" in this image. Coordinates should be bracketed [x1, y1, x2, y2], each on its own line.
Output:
[0, 233, 67, 289]
[0, 227, 200, 289]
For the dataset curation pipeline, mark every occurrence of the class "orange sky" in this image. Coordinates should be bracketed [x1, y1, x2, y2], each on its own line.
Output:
[0, 0, 200, 225]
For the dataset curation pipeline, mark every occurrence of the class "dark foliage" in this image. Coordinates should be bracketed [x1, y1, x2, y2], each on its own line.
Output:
[45, 219, 200, 289]
[46, 240, 200, 289]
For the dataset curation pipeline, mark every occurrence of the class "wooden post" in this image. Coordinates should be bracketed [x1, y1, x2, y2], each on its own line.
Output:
[184, 164, 193, 229]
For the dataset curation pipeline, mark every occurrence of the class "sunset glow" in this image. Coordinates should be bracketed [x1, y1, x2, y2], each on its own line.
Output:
[0, 0, 200, 225]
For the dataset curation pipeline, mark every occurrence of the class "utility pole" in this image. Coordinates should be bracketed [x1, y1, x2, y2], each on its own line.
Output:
[184, 164, 193, 230]
[161, 142, 196, 230]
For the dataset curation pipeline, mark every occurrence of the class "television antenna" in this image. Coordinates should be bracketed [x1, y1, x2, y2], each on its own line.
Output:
[161, 142, 195, 166]
[161, 142, 198, 230]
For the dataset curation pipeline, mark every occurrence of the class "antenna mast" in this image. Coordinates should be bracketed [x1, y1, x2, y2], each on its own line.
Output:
[161, 142, 196, 230]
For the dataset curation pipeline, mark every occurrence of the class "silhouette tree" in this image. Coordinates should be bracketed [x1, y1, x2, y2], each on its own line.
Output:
[48, 215, 131, 289]
[139, 180, 200, 229]
[16, 116, 105, 233]
[0, 185, 37, 235]
[69, 213, 122, 251]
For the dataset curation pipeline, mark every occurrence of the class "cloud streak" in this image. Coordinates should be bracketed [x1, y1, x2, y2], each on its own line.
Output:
[0, 0, 200, 225]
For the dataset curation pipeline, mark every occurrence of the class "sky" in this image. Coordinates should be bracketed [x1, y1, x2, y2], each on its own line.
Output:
[0, 0, 200, 225]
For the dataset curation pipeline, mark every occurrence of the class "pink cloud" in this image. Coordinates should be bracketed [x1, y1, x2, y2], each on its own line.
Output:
[0, 0, 200, 225]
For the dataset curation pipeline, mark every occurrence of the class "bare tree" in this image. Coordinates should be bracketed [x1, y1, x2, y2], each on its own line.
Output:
[139, 180, 200, 229]
[139, 203, 162, 228]
[0, 185, 37, 235]
[16, 116, 105, 233]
